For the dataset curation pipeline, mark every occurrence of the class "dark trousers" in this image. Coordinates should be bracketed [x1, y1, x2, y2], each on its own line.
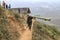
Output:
[27, 22, 32, 30]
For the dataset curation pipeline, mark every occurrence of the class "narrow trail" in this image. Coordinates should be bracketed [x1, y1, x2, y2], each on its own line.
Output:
[4, 10, 32, 40]
[8, 17, 32, 40]
[20, 28, 32, 40]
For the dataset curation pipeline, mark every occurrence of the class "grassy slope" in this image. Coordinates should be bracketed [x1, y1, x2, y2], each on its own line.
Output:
[0, 6, 20, 40]
[0, 6, 27, 40]
[0, 6, 60, 40]
[33, 21, 60, 40]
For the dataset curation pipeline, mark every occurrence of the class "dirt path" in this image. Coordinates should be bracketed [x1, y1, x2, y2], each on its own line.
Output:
[8, 16, 32, 40]
[5, 10, 32, 40]
[20, 28, 32, 40]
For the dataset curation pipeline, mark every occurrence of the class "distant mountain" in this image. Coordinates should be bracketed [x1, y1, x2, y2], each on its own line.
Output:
[11, 2, 60, 28]
[29, 2, 60, 28]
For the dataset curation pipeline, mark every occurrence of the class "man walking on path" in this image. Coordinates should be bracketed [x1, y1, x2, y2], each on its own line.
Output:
[27, 14, 33, 30]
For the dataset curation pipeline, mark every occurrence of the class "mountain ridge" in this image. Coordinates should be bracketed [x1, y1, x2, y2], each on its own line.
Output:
[0, 5, 60, 40]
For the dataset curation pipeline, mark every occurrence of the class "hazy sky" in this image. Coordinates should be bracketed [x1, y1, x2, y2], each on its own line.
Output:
[0, 0, 60, 8]
[0, 0, 60, 3]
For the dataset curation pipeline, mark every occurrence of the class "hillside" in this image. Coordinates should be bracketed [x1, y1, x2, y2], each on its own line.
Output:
[0, 5, 60, 40]
[33, 21, 60, 40]
[0, 6, 32, 40]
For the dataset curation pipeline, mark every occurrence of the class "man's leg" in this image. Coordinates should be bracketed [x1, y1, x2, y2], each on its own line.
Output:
[29, 25, 31, 30]
[28, 23, 32, 30]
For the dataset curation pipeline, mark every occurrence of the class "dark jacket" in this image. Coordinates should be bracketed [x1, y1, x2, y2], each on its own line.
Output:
[27, 16, 33, 26]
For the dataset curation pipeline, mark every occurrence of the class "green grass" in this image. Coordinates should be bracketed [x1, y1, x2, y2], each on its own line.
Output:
[0, 6, 20, 40]
[32, 21, 60, 40]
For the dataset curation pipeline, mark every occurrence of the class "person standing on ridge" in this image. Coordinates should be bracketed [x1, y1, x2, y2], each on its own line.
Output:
[18, 8, 20, 13]
[9, 4, 11, 8]
[6, 4, 8, 9]
[2, 1, 6, 9]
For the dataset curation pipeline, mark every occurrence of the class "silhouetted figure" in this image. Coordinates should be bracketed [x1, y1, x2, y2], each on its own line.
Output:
[18, 9, 20, 13]
[3, 1, 6, 8]
[27, 14, 33, 30]
[6, 4, 8, 9]
[27, 8, 31, 13]
[9, 4, 11, 8]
